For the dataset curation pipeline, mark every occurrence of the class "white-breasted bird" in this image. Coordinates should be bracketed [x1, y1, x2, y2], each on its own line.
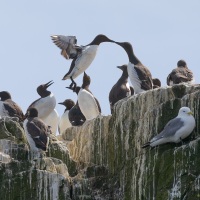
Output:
[78, 72, 101, 120]
[27, 80, 59, 134]
[142, 107, 195, 148]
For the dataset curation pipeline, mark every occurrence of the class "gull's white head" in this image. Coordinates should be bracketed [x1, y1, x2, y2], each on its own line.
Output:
[178, 107, 193, 117]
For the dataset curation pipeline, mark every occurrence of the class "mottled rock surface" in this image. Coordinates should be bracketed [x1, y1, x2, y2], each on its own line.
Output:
[1, 84, 200, 200]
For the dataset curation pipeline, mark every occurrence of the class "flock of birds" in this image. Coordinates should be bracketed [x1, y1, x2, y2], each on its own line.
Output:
[0, 34, 196, 155]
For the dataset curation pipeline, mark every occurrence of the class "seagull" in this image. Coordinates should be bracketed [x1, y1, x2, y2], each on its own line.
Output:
[115, 42, 153, 94]
[27, 80, 59, 134]
[66, 86, 86, 126]
[51, 34, 115, 89]
[23, 108, 49, 154]
[78, 72, 101, 120]
[58, 99, 75, 134]
[142, 107, 195, 148]
[109, 64, 134, 113]
[167, 60, 194, 86]
[0, 91, 24, 122]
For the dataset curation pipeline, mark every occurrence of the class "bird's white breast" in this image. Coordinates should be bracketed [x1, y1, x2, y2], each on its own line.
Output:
[174, 115, 195, 142]
[42, 109, 59, 134]
[23, 119, 39, 152]
[58, 110, 71, 134]
[127, 62, 145, 94]
[33, 93, 56, 119]
[78, 89, 99, 120]
[70, 45, 98, 79]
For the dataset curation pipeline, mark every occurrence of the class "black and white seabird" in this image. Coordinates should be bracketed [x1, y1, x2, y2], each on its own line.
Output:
[78, 72, 101, 120]
[66, 86, 86, 126]
[167, 60, 194, 86]
[152, 78, 161, 89]
[109, 65, 134, 114]
[27, 80, 59, 134]
[58, 99, 75, 134]
[142, 107, 195, 148]
[23, 108, 49, 153]
[51, 34, 115, 89]
[0, 91, 24, 121]
[115, 42, 153, 94]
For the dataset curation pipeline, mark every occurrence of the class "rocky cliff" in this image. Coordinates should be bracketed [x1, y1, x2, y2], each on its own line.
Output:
[1, 84, 200, 200]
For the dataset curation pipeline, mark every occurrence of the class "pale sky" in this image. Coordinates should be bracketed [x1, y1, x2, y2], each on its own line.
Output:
[1, 1, 200, 117]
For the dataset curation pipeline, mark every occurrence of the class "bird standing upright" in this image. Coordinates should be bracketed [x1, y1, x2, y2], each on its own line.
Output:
[78, 72, 101, 120]
[167, 60, 194, 86]
[58, 99, 75, 134]
[115, 42, 153, 94]
[23, 108, 49, 155]
[109, 64, 134, 113]
[0, 91, 24, 122]
[27, 80, 59, 134]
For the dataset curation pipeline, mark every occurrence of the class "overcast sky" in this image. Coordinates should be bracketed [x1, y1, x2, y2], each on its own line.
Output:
[1, 0, 200, 117]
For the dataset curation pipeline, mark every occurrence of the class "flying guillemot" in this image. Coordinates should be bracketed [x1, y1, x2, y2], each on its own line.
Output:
[27, 80, 59, 134]
[167, 60, 194, 86]
[109, 65, 134, 114]
[58, 99, 75, 134]
[23, 107, 49, 154]
[0, 91, 24, 122]
[66, 86, 86, 126]
[78, 72, 101, 120]
[51, 34, 115, 89]
[115, 42, 153, 94]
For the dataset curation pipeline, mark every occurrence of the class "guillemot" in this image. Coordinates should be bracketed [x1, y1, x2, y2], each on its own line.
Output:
[58, 99, 75, 134]
[27, 80, 59, 134]
[167, 60, 194, 86]
[0, 91, 24, 122]
[115, 42, 153, 94]
[51, 34, 115, 89]
[23, 107, 49, 153]
[109, 65, 134, 114]
[78, 72, 101, 120]
[66, 86, 86, 126]
[152, 78, 161, 89]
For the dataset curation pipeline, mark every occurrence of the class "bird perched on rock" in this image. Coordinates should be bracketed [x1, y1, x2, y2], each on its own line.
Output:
[27, 80, 59, 134]
[78, 72, 101, 120]
[0, 91, 24, 122]
[66, 86, 86, 126]
[167, 60, 194, 86]
[115, 42, 153, 94]
[23, 107, 49, 154]
[51, 34, 115, 89]
[152, 78, 161, 89]
[142, 107, 195, 148]
[109, 64, 134, 113]
[58, 99, 75, 134]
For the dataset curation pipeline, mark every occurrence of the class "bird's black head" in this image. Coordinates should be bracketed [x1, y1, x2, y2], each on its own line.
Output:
[177, 60, 187, 67]
[88, 34, 115, 45]
[153, 78, 161, 87]
[0, 91, 12, 101]
[82, 72, 91, 88]
[25, 107, 38, 118]
[58, 99, 75, 110]
[37, 80, 54, 97]
[117, 64, 128, 71]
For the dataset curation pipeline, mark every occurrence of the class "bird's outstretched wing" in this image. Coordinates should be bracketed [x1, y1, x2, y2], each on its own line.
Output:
[51, 35, 79, 59]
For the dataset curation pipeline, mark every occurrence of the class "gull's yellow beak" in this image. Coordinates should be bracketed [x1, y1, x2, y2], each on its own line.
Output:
[187, 111, 193, 115]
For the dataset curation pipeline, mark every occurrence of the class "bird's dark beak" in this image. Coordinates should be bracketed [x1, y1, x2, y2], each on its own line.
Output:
[58, 102, 64, 105]
[117, 66, 123, 70]
[44, 80, 54, 88]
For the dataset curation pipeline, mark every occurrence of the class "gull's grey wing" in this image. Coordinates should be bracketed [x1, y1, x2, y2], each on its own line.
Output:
[150, 117, 184, 143]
